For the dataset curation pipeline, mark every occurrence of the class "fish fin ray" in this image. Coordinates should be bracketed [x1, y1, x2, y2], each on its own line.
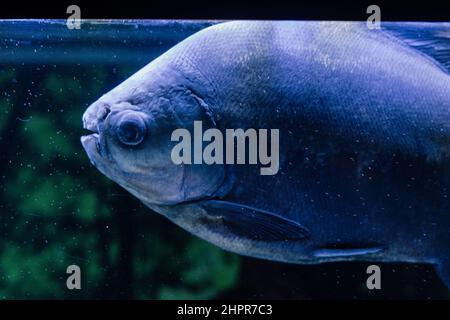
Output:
[383, 22, 450, 74]
[435, 257, 450, 289]
[313, 246, 384, 258]
[200, 200, 310, 242]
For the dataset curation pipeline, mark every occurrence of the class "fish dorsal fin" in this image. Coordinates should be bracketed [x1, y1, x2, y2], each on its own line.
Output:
[200, 200, 310, 242]
[383, 22, 450, 74]
[313, 245, 384, 258]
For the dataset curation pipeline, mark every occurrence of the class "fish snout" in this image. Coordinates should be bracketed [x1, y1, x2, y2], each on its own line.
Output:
[82, 102, 111, 133]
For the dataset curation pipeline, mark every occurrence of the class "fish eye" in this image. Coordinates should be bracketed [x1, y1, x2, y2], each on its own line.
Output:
[116, 113, 147, 146]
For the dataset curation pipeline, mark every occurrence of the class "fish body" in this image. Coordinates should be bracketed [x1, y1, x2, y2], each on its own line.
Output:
[81, 21, 450, 287]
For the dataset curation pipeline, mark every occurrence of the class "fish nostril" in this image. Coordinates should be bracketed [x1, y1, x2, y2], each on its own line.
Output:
[99, 105, 111, 121]
[97, 104, 111, 122]
[95, 105, 111, 133]
[82, 102, 111, 133]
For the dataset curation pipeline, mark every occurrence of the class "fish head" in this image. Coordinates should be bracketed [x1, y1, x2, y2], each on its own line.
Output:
[81, 64, 226, 206]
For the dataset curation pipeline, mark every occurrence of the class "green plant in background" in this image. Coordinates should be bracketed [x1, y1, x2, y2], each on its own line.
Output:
[0, 65, 240, 299]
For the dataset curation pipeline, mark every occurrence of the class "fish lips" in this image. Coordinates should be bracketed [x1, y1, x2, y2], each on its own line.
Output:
[81, 100, 113, 163]
[81, 134, 115, 182]
[81, 133, 102, 166]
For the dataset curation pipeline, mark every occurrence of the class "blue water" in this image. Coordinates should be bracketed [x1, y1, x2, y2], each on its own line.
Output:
[0, 20, 218, 65]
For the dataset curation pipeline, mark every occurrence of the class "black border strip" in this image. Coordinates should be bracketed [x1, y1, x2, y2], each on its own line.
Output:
[1, 0, 449, 21]
[0, 299, 447, 318]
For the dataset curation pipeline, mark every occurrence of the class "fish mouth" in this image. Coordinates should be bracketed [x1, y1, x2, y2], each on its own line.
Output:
[81, 132, 100, 150]
[81, 117, 101, 156]
[81, 133, 102, 166]
[81, 101, 111, 157]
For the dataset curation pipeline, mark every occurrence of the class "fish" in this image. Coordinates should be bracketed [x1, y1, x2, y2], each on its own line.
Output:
[81, 21, 450, 288]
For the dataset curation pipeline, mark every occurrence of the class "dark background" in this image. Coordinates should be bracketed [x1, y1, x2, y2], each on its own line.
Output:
[1, 0, 450, 21]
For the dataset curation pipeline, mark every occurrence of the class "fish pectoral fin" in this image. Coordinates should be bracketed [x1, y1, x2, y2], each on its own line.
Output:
[435, 254, 450, 290]
[312, 246, 384, 258]
[383, 22, 450, 74]
[200, 200, 310, 242]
